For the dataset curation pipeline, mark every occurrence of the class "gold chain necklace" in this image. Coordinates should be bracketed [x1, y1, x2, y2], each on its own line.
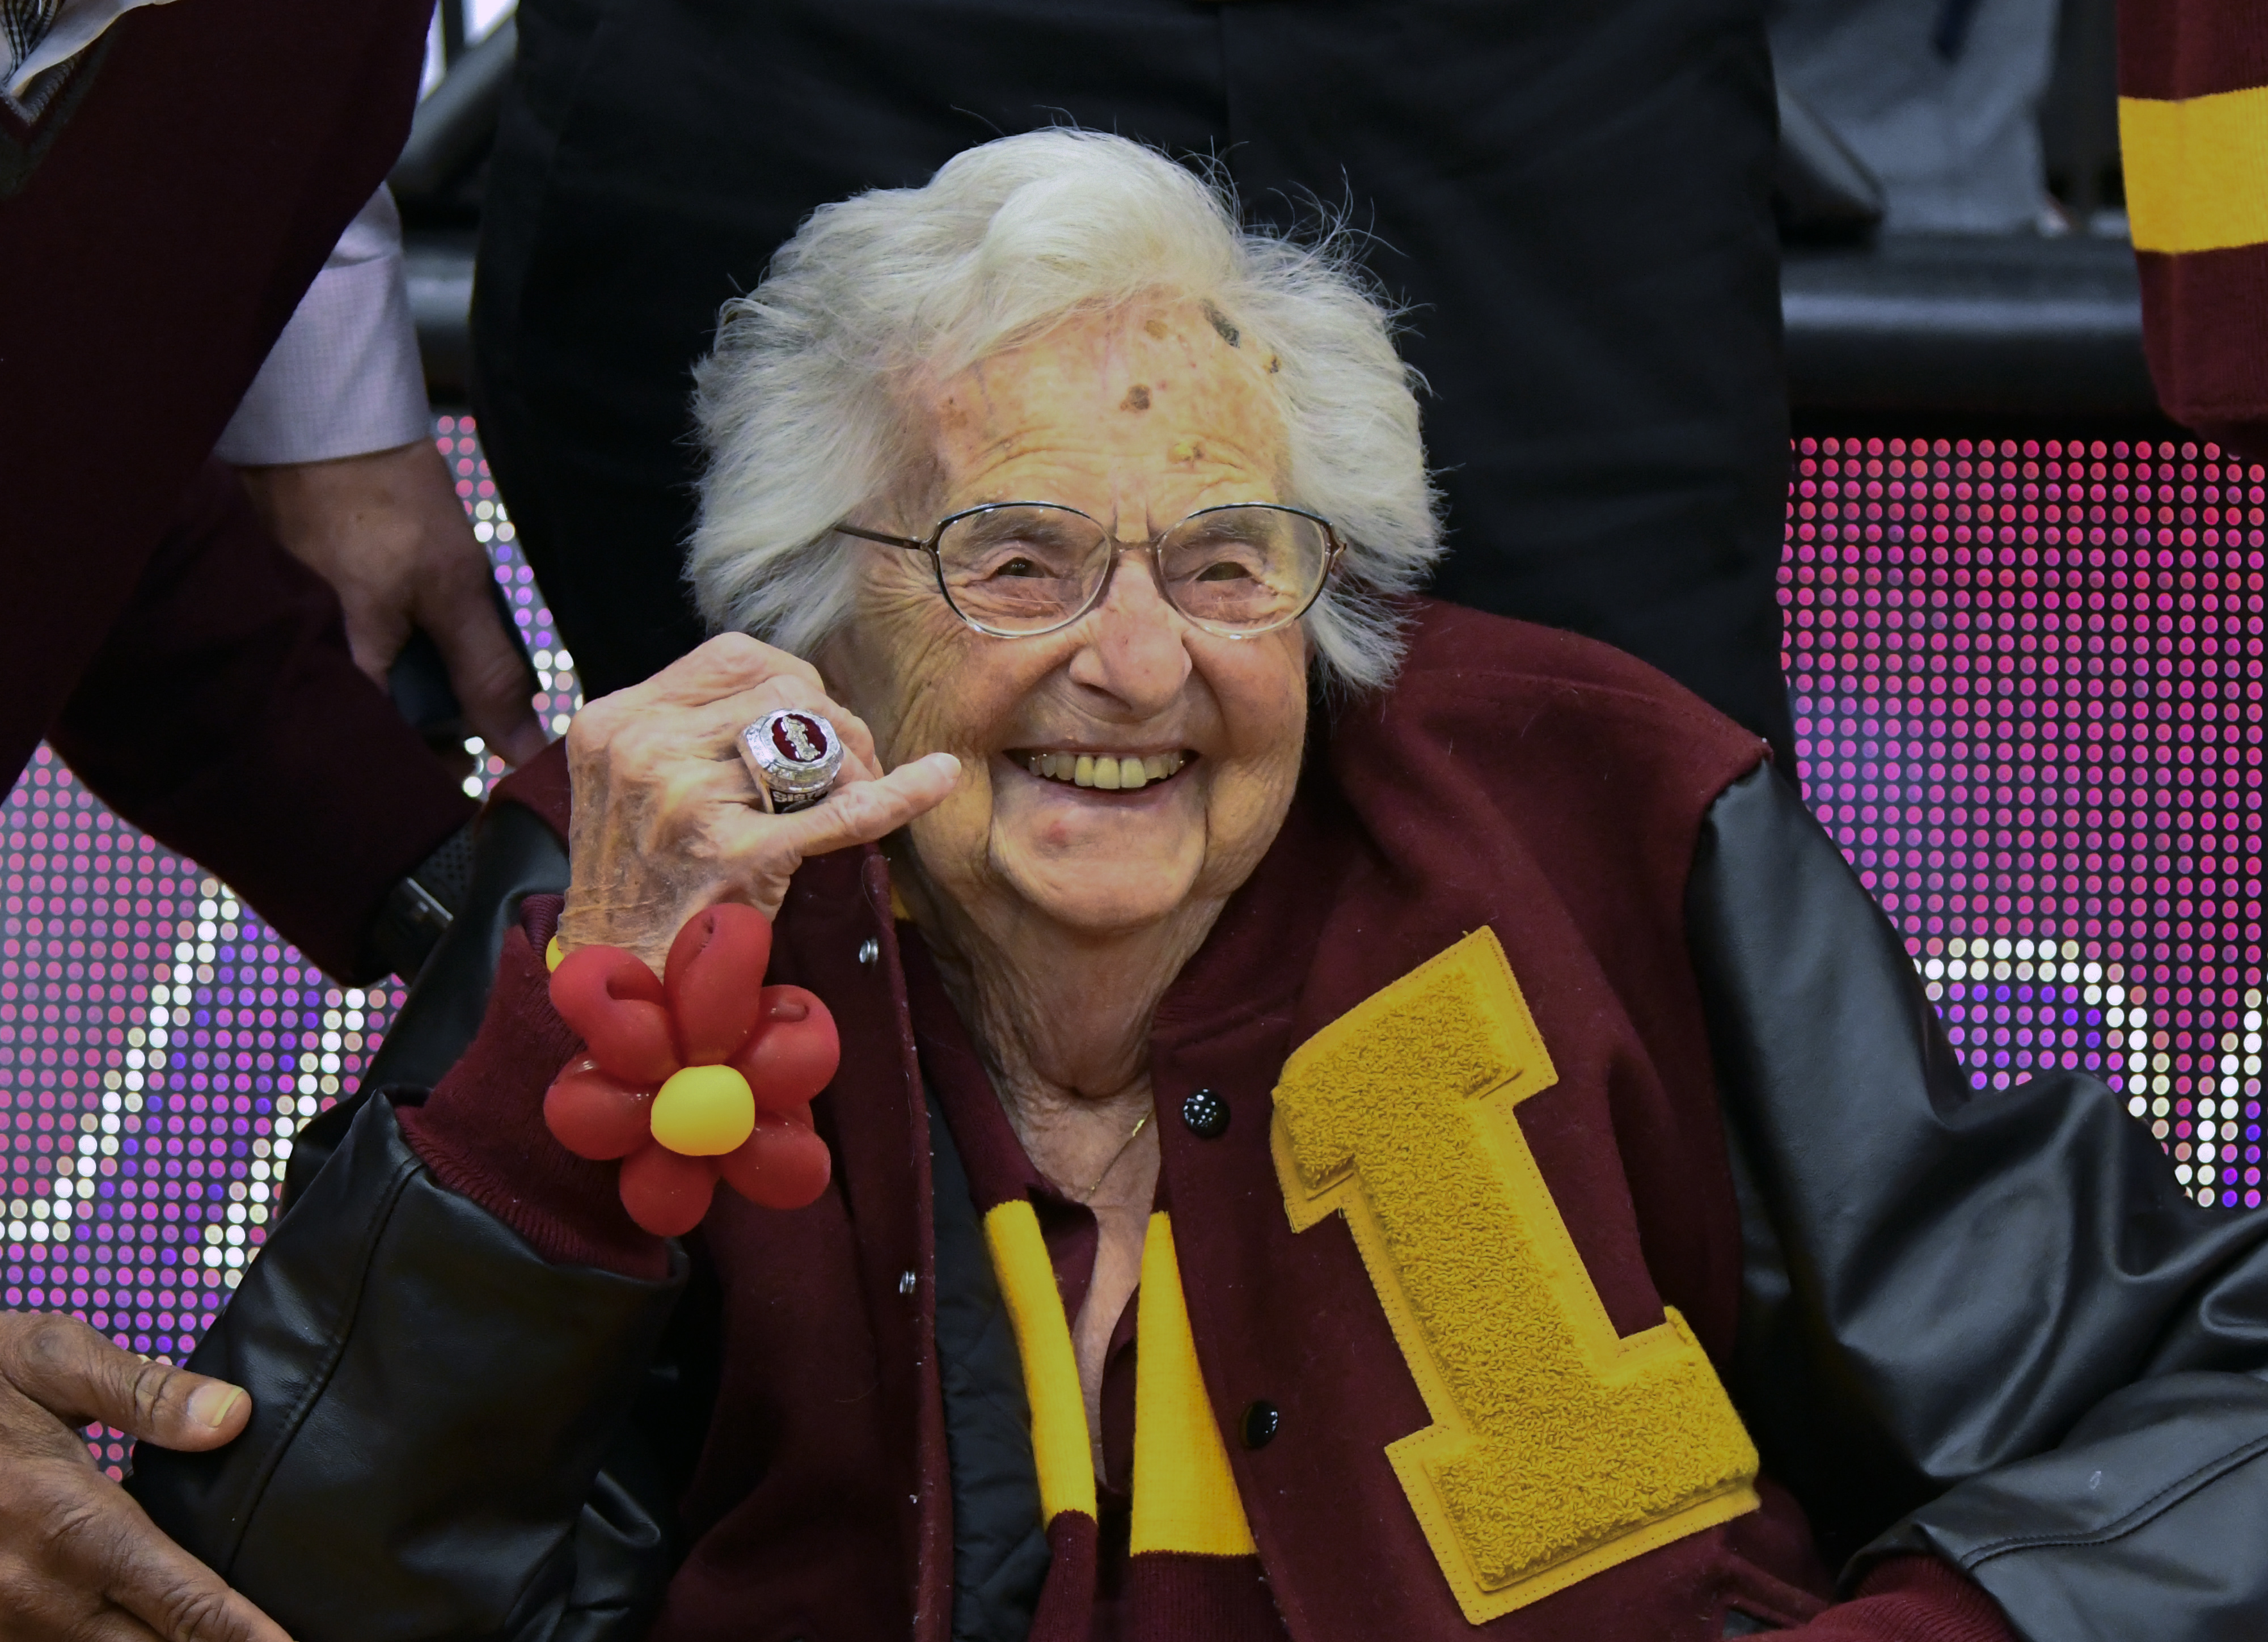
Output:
[1057, 1106, 1155, 1204]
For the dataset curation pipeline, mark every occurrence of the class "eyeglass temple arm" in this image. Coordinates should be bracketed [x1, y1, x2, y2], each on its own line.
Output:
[834, 523, 931, 552]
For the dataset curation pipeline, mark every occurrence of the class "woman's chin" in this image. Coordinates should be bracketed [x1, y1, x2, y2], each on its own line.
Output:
[987, 839, 1206, 935]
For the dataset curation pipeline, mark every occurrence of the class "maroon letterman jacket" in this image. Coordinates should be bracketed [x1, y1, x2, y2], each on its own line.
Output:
[135, 603, 2268, 1641]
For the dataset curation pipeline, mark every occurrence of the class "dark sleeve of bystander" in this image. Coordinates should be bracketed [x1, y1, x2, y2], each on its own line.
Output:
[44, 462, 476, 980]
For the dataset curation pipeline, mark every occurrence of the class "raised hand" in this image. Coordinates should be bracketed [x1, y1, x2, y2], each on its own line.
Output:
[559, 631, 959, 973]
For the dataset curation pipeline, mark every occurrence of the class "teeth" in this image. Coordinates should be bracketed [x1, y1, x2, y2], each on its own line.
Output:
[1024, 751, 1187, 789]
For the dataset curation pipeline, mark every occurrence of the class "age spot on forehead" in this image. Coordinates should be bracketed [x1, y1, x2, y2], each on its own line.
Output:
[1201, 300, 1241, 348]
[1144, 317, 1170, 340]
[1168, 439, 1206, 464]
[1121, 384, 1152, 413]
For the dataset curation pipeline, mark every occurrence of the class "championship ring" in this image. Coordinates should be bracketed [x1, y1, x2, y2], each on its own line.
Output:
[740, 710, 845, 814]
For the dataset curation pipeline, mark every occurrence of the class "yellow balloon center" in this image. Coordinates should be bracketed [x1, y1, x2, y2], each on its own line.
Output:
[650, 1064, 757, 1157]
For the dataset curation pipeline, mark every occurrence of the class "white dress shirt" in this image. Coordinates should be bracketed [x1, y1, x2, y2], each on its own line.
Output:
[212, 184, 436, 467]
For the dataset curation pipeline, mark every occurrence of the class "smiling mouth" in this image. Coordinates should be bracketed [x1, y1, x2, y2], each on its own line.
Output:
[1013, 750, 1193, 791]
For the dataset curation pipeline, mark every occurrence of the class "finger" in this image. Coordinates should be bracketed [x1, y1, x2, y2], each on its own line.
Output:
[49, 1606, 167, 1642]
[0, 1314, 247, 1452]
[423, 574, 548, 767]
[0, 1442, 292, 1642]
[333, 595, 415, 692]
[759, 752, 962, 858]
[236, 458, 414, 689]
[43, 1603, 167, 1642]
[601, 671, 884, 789]
[87, 1497, 292, 1642]
[0, 1559, 172, 1642]
[628, 632, 826, 712]
[573, 648, 852, 780]
[696, 683, 885, 788]
[571, 696, 882, 832]
[406, 527, 544, 769]
[375, 439, 544, 765]
[605, 751, 893, 858]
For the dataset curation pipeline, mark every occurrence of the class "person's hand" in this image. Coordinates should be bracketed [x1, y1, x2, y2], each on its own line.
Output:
[0, 1311, 288, 1642]
[237, 439, 548, 766]
[561, 632, 960, 973]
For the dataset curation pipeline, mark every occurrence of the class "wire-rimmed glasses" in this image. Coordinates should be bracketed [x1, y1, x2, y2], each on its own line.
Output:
[835, 501, 1344, 640]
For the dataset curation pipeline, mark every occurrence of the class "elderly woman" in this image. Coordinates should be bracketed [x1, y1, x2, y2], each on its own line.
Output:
[125, 133, 2268, 1642]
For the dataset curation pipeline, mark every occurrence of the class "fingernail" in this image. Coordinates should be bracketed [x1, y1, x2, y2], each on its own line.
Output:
[188, 1383, 244, 1429]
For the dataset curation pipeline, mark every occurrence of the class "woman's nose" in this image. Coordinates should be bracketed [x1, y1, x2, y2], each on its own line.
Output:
[1065, 546, 1192, 710]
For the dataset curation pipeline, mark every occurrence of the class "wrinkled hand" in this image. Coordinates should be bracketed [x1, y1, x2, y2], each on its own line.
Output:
[238, 438, 548, 765]
[561, 633, 960, 974]
[0, 1312, 286, 1642]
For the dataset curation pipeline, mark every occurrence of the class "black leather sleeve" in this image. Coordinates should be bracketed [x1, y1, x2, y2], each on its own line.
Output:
[282, 796, 572, 1207]
[127, 1094, 686, 1642]
[365, 797, 572, 1094]
[1690, 763, 2268, 1641]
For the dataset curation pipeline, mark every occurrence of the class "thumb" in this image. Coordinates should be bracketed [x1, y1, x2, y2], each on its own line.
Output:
[420, 559, 549, 767]
[399, 438, 550, 767]
[335, 591, 416, 691]
[773, 752, 962, 861]
[0, 1313, 248, 1452]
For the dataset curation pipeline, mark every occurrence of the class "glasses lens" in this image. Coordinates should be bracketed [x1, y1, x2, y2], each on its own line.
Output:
[1158, 506, 1329, 631]
[935, 505, 1110, 633]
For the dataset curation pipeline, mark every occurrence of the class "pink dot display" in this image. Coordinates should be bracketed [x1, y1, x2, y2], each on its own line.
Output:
[5, 425, 2264, 1484]
[0, 418, 585, 1473]
[1786, 434, 2268, 1212]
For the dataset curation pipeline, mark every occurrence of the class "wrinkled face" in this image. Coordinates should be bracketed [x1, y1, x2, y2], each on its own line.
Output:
[822, 299, 1311, 940]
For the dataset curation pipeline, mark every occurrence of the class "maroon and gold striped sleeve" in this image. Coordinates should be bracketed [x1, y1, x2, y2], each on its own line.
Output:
[2119, 0, 2268, 458]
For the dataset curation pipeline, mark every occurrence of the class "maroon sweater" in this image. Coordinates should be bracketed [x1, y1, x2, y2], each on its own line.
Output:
[404, 603, 2016, 1641]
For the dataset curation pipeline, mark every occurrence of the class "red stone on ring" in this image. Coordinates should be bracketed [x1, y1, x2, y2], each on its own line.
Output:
[770, 712, 831, 765]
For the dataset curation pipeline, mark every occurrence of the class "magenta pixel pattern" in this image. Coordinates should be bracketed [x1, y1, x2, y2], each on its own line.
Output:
[1786, 434, 2267, 1208]
[3, 426, 2263, 1479]
[0, 774, 402, 1475]
[0, 418, 578, 1475]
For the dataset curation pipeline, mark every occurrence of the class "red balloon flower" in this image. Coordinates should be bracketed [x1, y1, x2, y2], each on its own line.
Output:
[543, 903, 838, 1235]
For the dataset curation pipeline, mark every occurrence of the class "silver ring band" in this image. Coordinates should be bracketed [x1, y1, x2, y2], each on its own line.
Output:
[739, 709, 846, 814]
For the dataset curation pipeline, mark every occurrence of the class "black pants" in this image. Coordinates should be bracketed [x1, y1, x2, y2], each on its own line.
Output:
[474, 0, 1794, 760]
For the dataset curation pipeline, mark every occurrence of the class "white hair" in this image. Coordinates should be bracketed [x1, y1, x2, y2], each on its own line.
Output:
[688, 128, 1440, 691]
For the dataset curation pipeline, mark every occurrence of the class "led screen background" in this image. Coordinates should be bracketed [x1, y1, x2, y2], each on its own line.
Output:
[2, 424, 2262, 1476]
[1790, 435, 2265, 1207]
[0, 418, 575, 1474]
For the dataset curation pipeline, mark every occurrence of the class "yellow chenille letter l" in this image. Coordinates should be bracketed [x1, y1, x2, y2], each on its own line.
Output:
[1270, 929, 1759, 1623]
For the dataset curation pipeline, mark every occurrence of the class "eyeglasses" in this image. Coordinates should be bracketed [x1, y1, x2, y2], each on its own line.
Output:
[835, 501, 1344, 640]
